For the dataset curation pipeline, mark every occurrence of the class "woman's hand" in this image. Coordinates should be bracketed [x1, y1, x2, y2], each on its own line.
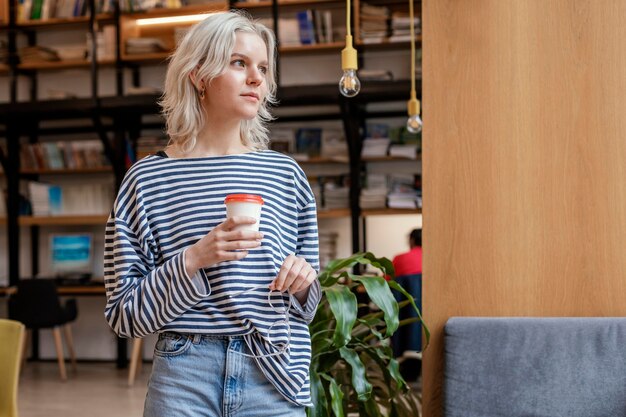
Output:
[271, 255, 317, 304]
[184, 216, 263, 277]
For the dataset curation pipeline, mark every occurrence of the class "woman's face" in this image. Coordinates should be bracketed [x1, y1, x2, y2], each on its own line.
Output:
[204, 32, 269, 122]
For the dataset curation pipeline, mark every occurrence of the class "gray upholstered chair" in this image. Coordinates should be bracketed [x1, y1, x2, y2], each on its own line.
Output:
[444, 317, 626, 417]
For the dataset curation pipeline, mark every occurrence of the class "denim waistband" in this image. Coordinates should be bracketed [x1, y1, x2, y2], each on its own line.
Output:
[160, 331, 245, 344]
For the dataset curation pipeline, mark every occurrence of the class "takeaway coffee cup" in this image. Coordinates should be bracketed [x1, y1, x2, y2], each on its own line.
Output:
[224, 194, 264, 232]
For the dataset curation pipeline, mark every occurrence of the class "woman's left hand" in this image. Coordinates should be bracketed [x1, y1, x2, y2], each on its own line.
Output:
[270, 255, 317, 301]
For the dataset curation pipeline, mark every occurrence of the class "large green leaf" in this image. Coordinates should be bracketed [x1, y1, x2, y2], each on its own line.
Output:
[324, 285, 358, 347]
[308, 370, 329, 417]
[324, 252, 366, 275]
[388, 279, 430, 347]
[351, 275, 399, 337]
[361, 396, 382, 417]
[362, 252, 395, 277]
[355, 317, 384, 341]
[339, 347, 372, 401]
[320, 374, 345, 417]
[387, 357, 407, 391]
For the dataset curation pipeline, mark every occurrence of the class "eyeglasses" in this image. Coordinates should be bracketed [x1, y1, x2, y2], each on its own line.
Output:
[227, 284, 291, 358]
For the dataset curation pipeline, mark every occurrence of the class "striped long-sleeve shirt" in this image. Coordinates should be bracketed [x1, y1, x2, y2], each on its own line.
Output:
[103, 150, 321, 406]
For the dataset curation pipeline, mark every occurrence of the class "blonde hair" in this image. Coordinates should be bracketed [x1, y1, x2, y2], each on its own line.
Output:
[159, 10, 277, 152]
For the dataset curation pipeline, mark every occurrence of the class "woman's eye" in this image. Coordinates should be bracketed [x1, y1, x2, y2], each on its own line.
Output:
[259, 66, 268, 75]
[232, 59, 245, 67]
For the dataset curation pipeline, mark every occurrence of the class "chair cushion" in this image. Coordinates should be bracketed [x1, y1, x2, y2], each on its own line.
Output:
[444, 317, 626, 417]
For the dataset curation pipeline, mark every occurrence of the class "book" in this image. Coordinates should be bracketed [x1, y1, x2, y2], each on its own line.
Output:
[278, 17, 301, 47]
[320, 129, 347, 158]
[295, 128, 323, 157]
[269, 128, 295, 154]
[296, 10, 316, 45]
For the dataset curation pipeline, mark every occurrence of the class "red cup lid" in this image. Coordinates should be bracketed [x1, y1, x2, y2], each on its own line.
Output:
[224, 194, 264, 205]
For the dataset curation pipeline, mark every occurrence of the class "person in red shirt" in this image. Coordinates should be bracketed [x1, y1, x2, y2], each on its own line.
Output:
[392, 228, 422, 278]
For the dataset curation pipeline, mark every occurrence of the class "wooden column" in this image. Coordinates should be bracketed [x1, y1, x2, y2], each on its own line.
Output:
[422, 1, 626, 415]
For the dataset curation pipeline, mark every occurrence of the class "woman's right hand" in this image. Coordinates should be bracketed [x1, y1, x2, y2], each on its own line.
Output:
[184, 216, 263, 278]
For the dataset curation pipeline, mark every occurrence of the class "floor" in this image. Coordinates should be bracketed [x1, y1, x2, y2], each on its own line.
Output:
[19, 362, 150, 417]
[18, 361, 422, 417]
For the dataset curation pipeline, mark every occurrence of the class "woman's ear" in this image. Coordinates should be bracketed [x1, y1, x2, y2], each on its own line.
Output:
[189, 68, 202, 90]
[189, 68, 205, 100]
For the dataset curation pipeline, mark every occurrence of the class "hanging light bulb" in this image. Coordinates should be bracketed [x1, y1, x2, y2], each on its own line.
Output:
[406, 0, 422, 132]
[339, 0, 360, 97]
[407, 95, 422, 134]
[339, 59, 361, 97]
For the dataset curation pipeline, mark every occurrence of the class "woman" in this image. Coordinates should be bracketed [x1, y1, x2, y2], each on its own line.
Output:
[104, 11, 320, 417]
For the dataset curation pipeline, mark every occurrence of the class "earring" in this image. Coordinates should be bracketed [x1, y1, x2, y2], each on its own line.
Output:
[199, 85, 205, 100]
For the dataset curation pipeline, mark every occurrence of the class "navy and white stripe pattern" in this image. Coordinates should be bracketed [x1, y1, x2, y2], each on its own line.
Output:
[104, 150, 321, 406]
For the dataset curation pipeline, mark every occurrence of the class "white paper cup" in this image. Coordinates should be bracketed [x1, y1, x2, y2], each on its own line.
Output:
[224, 194, 264, 232]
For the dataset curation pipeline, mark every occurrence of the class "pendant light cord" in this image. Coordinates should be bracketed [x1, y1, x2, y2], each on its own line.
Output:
[409, 0, 416, 100]
[346, 0, 352, 37]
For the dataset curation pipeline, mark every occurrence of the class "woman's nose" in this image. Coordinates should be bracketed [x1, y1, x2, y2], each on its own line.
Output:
[247, 67, 264, 85]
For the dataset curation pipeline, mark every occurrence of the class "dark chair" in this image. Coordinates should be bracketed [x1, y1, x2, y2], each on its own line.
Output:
[8, 279, 78, 381]
[391, 274, 422, 380]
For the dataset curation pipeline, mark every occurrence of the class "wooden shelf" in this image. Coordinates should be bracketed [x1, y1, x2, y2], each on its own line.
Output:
[362, 208, 421, 216]
[122, 41, 344, 61]
[317, 208, 351, 218]
[0, 283, 106, 296]
[298, 156, 349, 164]
[21, 167, 113, 175]
[356, 36, 422, 49]
[234, 0, 342, 8]
[317, 208, 422, 218]
[233, 0, 274, 8]
[16, 14, 114, 28]
[0, 63, 9, 74]
[19, 215, 109, 226]
[121, 3, 228, 19]
[18, 59, 116, 71]
[121, 52, 170, 63]
[362, 155, 420, 162]
[279, 41, 344, 54]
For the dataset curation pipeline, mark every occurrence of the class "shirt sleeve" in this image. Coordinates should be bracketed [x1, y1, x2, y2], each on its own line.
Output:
[103, 214, 211, 338]
[289, 196, 321, 323]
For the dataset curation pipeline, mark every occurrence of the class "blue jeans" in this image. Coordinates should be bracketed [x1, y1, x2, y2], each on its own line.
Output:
[143, 333, 306, 417]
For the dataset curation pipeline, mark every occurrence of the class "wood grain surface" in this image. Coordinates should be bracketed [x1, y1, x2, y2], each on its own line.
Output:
[422, 1, 626, 415]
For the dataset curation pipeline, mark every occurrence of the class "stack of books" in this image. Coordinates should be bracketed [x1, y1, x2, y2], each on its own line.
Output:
[20, 140, 111, 170]
[318, 231, 338, 269]
[125, 38, 167, 55]
[361, 138, 390, 158]
[389, 144, 419, 159]
[387, 174, 420, 209]
[28, 182, 62, 216]
[320, 129, 348, 160]
[390, 12, 421, 43]
[360, 2, 390, 44]
[28, 180, 114, 216]
[323, 182, 350, 209]
[360, 173, 388, 209]
[19, 46, 60, 64]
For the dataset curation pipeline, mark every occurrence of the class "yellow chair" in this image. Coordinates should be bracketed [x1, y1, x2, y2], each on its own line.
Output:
[0, 318, 25, 417]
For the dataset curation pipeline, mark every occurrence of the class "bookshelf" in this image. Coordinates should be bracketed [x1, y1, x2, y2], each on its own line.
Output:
[0, 0, 422, 282]
[0, 0, 421, 366]
[18, 214, 109, 226]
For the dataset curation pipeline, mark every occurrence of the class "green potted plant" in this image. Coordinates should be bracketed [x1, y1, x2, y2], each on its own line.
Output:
[308, 252, 429, 417]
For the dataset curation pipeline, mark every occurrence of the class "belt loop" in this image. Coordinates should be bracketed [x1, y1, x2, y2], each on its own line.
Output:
[192, 334, 201, 344]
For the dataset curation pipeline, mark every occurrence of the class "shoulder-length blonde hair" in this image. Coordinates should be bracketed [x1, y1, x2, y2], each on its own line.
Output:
[159, 10, 277, 152]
